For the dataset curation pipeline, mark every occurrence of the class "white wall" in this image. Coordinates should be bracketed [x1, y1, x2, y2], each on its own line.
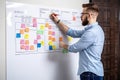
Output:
[0, 0, 89, 80]
[0, 0, 6, 80]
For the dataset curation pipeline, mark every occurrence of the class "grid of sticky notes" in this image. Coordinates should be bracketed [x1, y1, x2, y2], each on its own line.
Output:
[15, 18, 64, 53]
[16, 23, 37, 52]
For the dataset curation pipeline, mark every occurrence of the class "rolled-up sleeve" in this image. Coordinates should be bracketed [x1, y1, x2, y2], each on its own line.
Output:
[68, 31, 95, 53]
[66, 28, 85, 38]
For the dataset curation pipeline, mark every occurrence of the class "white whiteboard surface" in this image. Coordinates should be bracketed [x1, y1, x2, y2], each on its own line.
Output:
[6, 1, 88, 80]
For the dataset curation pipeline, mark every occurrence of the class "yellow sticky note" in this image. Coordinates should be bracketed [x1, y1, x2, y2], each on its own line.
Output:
[40, 24, 45, 30]
[24, 34, 29, 39]
[52, 45, 56, 50]
[67, 36, 73, 42]
[41, 41, 44, 46]
[48, 41, 53, 45]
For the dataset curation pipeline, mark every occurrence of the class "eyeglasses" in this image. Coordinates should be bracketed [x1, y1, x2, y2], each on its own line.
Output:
[81, 12, 89, 15]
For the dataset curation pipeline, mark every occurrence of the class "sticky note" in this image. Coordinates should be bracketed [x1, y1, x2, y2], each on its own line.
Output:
[16, 33, 21, 38]
[48, 36, 52, 40]
[48, 41, 53, 45]
[48, 31, 52, 35]
[52, 45, 56, 50]
[25, 40, 29, 45]
[34, 40, 38, 44]
[37, 43, 41, 48]
[59, 37, 63, 41]
[45, 22, 49, 27]
[48, 25, 52, 29]
[73, 16, 76, 21]
[20, 45, 25, 49]
[52, 31, 55, 36]
[30, 45, 34, 50]
[33, 18, 37, 23]
[25, 27, 30, 32]
[62, 49, 68, 54]
[52, 37, 56, 42]
[37, 30, 44, 34]
[40, 25, 45, 30]
[49, 46, 53, 50]
[20, 39, 25, 44]
[33, 23, 37, 27]
[21, 24, 25, 28]
[37, 34, 41, 39]
[25, 45, 29, 50]
[40, 41, 44, 46]
[24, 34, 29, 39]
[20, 29, 24, 34]
[67, 36, 73, 42]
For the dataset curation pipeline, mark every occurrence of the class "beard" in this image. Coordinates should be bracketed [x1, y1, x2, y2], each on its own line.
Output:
[82, 17, 89, 26]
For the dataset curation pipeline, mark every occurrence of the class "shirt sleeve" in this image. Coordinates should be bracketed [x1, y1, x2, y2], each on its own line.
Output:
[66, 28, 85, 38]
[68, 31, 95, 53]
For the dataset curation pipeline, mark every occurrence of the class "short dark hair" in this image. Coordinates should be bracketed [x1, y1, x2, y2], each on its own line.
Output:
[82, 3, 99, 13]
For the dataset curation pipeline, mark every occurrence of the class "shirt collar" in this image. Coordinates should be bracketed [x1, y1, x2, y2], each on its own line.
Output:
[85, 22, 98, 30]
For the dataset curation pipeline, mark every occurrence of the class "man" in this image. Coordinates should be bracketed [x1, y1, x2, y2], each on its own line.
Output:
[50, 3, 104, 80]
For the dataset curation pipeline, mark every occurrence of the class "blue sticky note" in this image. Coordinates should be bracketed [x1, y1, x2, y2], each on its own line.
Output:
[16, 33, 21, 38]
[49, 46, 53, 50]
[37, 43, 41, 48]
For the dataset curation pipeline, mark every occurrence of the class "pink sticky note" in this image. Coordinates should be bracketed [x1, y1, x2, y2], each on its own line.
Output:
[52, 32, 55, 36]
[34, 40, 38, 44]
[33, 18, 37, 23]
[20, 39, 25, 44]
[37, 35, 41, 39]
[33, 23, 37, 27]
[25, 46, 29, 50]
[21, 24, 25, 28]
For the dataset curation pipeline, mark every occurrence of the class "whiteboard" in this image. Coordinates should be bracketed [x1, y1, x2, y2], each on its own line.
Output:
[6, 1, 84, 80]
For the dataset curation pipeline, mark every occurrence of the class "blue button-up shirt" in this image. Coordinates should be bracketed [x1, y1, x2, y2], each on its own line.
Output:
[66, 22, 104, 76]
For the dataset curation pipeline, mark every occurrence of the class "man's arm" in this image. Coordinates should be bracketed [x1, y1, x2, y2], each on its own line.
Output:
[50, 13, 69, 34]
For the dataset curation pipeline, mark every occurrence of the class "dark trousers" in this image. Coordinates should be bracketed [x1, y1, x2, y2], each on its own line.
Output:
[80, 72, 103, 80]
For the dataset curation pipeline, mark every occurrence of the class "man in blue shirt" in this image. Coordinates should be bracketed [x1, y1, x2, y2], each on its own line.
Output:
[50, 3, 104, 80]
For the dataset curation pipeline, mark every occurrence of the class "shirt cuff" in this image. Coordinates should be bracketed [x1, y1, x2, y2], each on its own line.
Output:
[66, 28, 72, 35]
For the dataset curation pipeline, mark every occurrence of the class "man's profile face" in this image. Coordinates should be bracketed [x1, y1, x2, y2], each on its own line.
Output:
[81, 8, 89, 26]
[82, 16, 89, 26]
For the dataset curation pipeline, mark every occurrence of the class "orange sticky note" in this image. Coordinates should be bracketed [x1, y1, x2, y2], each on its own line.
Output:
[52, 37, 56, 42]
[48, 36, 52, 40]
[45, 22, 49, 27]
[59, 37, 63, 41]
[20, 45, 25, 49]
[25, 40, 29, 45]
[30, 45, 34, 50]
[20, 29, 24, 34]
[48, 31, 52, 35]
[25, 27, 29, 32]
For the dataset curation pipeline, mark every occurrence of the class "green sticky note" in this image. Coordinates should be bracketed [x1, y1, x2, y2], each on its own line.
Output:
[37, 30, 44, 34]
[62, 49, 68, 54]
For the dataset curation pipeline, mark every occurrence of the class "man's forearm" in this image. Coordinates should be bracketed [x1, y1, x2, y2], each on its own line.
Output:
[57, 20, 69, 34]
